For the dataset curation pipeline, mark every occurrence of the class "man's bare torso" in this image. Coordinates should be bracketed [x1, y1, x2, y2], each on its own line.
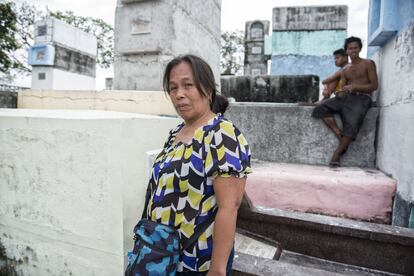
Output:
[343, 59, 371, 85]
[341, 58, 378, 95]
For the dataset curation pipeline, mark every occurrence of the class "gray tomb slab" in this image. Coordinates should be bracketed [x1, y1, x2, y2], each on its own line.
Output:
[221, 75, 319, 103]
[226, 102, 378, 168]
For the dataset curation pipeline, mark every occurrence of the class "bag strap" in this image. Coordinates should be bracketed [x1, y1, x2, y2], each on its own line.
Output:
[140, 182, 151, 219]
[180, 208, 217, 252]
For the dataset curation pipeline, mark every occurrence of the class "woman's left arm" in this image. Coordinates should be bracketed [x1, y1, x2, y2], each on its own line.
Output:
[207, 176, 246, 276]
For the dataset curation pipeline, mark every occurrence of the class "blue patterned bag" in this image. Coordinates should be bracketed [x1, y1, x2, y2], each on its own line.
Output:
[125, 213, 216, 276]
[125, 219, 180, 276]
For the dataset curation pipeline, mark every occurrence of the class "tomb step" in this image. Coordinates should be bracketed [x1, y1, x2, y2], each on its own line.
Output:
[231, 251, 399, 276]
[246, 162, 396, 223]
[236, 197, 414, 275]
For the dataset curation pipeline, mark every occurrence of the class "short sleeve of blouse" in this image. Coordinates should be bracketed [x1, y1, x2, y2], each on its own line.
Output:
[204, 119, 252, 178]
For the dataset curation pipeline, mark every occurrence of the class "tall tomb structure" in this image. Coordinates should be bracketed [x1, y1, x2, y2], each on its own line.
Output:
[244, 20, 270, 76]
[114, 0, 222, 91]
[28, 18, 97, 90]
[269, 6, 348, 82]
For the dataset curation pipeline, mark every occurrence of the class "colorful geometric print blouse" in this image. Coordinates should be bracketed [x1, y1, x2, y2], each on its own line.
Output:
[146, 114, 252, 272]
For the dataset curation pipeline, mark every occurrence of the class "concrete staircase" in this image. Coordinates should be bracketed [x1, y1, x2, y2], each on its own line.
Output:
[224, 102, 414, 275]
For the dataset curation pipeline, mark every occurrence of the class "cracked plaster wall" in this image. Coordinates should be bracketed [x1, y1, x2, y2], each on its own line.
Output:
[372, 22, 414, 227]
[17, 89, 177, 116]
[0, 109, 180, 275]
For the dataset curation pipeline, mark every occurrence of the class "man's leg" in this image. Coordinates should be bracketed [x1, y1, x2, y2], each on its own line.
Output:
[330, 94, 372, 167]
[322, 116, 342, 141]
[330, 136, 352, 167]
[312, 98, 342, 140]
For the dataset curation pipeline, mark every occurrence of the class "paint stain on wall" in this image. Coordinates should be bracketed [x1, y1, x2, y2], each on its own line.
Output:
[394, 22, 414, 73]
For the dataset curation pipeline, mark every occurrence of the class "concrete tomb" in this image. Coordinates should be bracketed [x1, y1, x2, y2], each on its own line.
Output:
[244, 20, 270, 76]
[114, 0, 222, 91]
[28, 18, 97, 90]
[221, 75, 319, 103]
[269, 6, 348, 83]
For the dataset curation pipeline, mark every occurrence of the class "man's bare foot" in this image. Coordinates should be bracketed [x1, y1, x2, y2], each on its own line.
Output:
[329, 150, 341, 167]
[329, 160, 340, 168]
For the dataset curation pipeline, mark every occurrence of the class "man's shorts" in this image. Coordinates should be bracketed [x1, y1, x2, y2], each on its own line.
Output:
[312, 93, 372, 139]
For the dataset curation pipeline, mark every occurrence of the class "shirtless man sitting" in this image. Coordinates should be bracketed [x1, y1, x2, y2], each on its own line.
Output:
[312, 36, 378, 167]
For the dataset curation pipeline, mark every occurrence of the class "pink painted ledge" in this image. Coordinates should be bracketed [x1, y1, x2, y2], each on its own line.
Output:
[245, 163, 397, 224]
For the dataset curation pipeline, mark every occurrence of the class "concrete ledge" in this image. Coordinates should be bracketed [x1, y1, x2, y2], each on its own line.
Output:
[0, 109, 180, 275]
[17, 89, 177, 116]
[226, 102, 378, 168]
[246, 163, 396, 223]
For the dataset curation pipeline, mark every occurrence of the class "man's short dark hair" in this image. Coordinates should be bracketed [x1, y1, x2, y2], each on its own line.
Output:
[333, 49, 347, 56]
[344, 36, 363, 50]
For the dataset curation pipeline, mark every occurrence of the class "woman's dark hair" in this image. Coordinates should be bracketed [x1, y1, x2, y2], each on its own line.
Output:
[333, 48, 347, 56]
[344, 36, 363, 50]
[163, 54, 218, 109]
[212, 94, 229, 115]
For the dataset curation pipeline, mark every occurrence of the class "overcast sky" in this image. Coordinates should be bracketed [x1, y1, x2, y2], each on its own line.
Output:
[14, 0, 370, 89]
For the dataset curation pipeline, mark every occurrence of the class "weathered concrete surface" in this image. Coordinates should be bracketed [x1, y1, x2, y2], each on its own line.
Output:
[0, 109, 180, 275]
[269, 6, 347, 86]
[232, 251, 397, 276]
[0, 92, 17, 108]
[221, 75, 319, 103]
[237, 200, 414, 275]
[271, 55, 336, 85]
[272, 6, 348, 31]
[53, 44, 96, 78]
[18, 89, 177, 116]
[372, 22, 414, 227]
[226, 103, 378, 168]
[271, 31, 346, 56]
[246, 163, 396, 223]
[114, 0, 221, 91]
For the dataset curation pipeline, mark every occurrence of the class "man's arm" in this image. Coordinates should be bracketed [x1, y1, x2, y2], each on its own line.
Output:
[342, 60, 378, 93]
[339, 69, 348, 92]
[322, 70, 342, 85]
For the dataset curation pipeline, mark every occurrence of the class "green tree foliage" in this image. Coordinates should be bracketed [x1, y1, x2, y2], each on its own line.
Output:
[220, 30, 244, 75]
[0, 2, 25, 73]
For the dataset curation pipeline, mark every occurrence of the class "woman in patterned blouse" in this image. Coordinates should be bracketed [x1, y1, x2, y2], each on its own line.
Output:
[146, 55, 252, 275]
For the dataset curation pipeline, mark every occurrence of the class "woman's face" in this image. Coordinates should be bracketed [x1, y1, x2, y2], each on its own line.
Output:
[168, 61, 211, 123]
